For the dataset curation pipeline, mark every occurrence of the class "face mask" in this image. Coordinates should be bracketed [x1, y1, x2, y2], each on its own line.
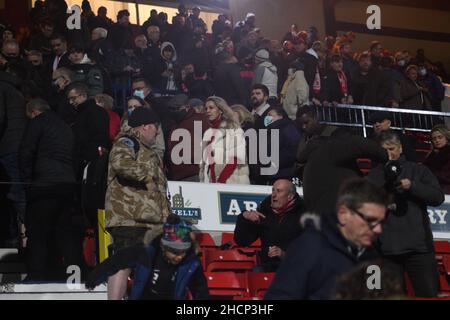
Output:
[288, 68, 294, 76]
[264, 116, 274, 127]
[133, 90, 145, 99]
[419, 69, 427, 76]
[397, 60, 406, 67]
[128, 107, 135, 116]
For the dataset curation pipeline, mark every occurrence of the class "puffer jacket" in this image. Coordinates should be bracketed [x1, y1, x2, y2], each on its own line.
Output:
[253, 61, 278, 98]
[281, 70, 309, 120]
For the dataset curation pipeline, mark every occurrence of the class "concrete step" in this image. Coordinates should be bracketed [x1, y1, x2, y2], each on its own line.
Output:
[0, 283, 107, 300]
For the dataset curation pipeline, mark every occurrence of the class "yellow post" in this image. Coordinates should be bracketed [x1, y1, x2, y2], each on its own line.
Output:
[97, 209, 111, 263]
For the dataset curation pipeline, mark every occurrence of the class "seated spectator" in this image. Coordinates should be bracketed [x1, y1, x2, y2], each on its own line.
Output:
[265, 178, 387, 299]
[424, 125, 450, 194]
[189, 98, 205, 114]
[86, 214, 209, 300]
[95, 94, 120, 143]
[234, 179, 306, 272]
[399, 65, 432, 110]
[280, 59, 309, 120]
[199, 96, 249, 184]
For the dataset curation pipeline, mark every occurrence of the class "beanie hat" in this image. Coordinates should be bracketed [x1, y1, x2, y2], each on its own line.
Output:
[128, 107, 160, 128]
[161, 215, 192, 251]
[168, 94, 189, 112]
[255, 49, 269, 61]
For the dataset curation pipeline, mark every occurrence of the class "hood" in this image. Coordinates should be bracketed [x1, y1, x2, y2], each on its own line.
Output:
[259, 61, 277, 73]
[160, 41, 177, 62]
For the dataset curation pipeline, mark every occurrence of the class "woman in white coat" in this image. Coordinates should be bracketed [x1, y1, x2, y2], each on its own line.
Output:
[199, 96, 250, 184]
[281, 60, 309, 120]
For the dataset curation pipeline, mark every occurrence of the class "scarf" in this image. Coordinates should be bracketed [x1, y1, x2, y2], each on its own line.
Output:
[272, 197, 296, 216]
[312, 65, 321, 95]
[337, 70, 348, 96]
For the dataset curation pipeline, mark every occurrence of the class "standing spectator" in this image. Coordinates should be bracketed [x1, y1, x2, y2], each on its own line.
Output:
[103, 107, 171, 300]
[19, 99, 79, 281]
[214, 53, 247, 106]
[280, 60, 309, 120]
[339, 40, 358, 78]
[142, 9, 159, 33]
[95, 94, 120, 143]
[27, 20, 54, 62]
[199, 96, 249, 184]
[368, 131, 444, 297]
[49, 34, 70, 72]
[234, 179, 306, 272]
[321, 54, 353, 106]
[50, 67, 77, 125]
[88, 27, 111, 67]
[154, 42, 180, 96]
[108, 10, 135, 51]
[250, 84, 272, 130]
[369, 41, 383, 69]
[252, 49, 278, 103]
[424, 125, 450, 194]
[188, 6, 206, 33]
[93, 6, 114, 31]
[399, 65, 432, 110]
[418, 63, 445, 112]
[265, 179, 387, 300]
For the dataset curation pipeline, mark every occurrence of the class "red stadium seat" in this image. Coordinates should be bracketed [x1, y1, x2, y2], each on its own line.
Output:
[247, 272, 275, 299]
[434, 241, 450, 254]
[204, 248, 257, 272]
[195, 232, 217, 248]
[205, 272, 249, 299]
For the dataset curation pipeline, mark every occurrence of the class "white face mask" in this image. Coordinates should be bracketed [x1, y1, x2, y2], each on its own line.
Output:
[288, 68, 295, 76]
[264, 115, 274, 127]
[397, 60, 406, 67]
[134, 90, 145, 99]
[419, 68, 427, 76]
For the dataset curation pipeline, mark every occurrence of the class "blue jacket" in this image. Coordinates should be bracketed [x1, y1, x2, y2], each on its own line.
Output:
[86, 238, 209, 300]
[265, 216, 378, 300]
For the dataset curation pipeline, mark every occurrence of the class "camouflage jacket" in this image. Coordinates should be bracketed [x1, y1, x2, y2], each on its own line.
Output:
[105, 129, 171, 229]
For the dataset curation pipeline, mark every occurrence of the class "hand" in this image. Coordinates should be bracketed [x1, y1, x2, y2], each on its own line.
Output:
[243, 210, 266, 223]
[399, 179, 412, 190]
[268, 246, 285, 258]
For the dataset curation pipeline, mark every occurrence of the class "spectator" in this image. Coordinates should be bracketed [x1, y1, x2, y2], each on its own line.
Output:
[186, 65, 214, 101]
[199, 96, 249, 184]
[231, 104, 254, 131]
[424, 125, 450, 194]
[339, 40, 358, 78]
[86, 215, 208, 300]
[95, 94, 120, 143]
[368, 131, 444, 297]
[108, 10, 135, 51]
[188, 6, 206, 33]
[19, 98, 79, 281]
[166, 94, 210, 181]
[214, 53, 247, 106]
[265, 178, 387, 299]
[88, 27, 111, 66]
[250, 84, 272, 130]
[280, 59, 309, 120]
[27, 20, 54, 61]
[418, 63, 445, 112]
[142, 9, 159, 33]
[189, 98, 205, 114]
[369, 41, 383, 69]
[321, 54, 353, 107]
[399, 65, 432, 110]
[49, 34, 70, 72]
[234, 178, 306, 272]
[154, 42, 180, 95]
[93, 6, 114, 31]
[252, 49, 278, 103]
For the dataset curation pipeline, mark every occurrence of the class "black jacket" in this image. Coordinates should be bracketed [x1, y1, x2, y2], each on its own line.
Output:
[0, 72, 27, 156]
[321, 70, 352, 103]
[72, 99, 110, 177]
[351, 67, 390, 106]
[302, 135, 388, 216]
[214, 62, 247, 106]
[234, 193, 306, 271]
[19, 111, 75, 186]
[265, 215, 379, 299]
[367, 156, 444, 255]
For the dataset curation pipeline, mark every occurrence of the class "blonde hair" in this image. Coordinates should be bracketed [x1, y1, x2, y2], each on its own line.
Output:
[231, 104, 254, 125]
[95, 94, 114, 110]
[206, 96, 239, 128]
[431, 124, 450, 148]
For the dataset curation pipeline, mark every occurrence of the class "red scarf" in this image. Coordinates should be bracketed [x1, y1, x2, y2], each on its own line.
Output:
[209, 116, 222, 129]
[313, 66, 321, 95]
[337, 70, 348, 96]
[272, 197, 296, 216]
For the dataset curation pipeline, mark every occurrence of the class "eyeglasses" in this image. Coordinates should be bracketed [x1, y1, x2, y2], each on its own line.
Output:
[350, 208, 385, 230]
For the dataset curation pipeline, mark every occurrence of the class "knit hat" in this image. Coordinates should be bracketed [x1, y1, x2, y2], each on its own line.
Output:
[246, 12, 256, 20]
[188, 98, 204, 108]
[168, 94, 189, 112]
[161, 215, 192, 251]
[128, 107, 160, 128]
[255, 49, 269, 61]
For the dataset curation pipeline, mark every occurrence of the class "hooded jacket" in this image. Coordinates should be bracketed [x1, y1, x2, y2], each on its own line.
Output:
[253, 60, 278, 98]
[154, 42, 180, 94]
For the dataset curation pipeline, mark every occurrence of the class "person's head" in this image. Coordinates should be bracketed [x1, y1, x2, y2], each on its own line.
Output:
[128, 107, 160, 145]
[246, 30, 258, 46]
[26, 50, 43, 66]
[91, 28, 107, 41]
[188, 98, 204, 113]
[231, 104, 254, 125]
[205, 96, 236, 124]
[245, 12, 256, 27]
[394, 51, 407, 67]
[406, 65, 418, 82]
[271, 179, 296, 210]
[66, 82, 89, 108]
[53, 67, 74, 91]
[330, 54, 343, 72]
[161, 214, 192, 265]
[150, 9, 158, 18]
[2, 28, 14, 41]
[265, 108, 285, 127]
[161, 43, 175, 61]
[431, 125, 450, 150]
[126, 96, 147, 117]
[297, 106, 321, 135]
[339, 42, 352, 56]
[178, 3, 187, 15]
[81, 0, 92, 12]
[117, 10, 130, 25]
[68, 44, 85, 64]
[250, 84, 269, 108]
[146, 25, 160, 43]
[192, 6, 201, 18]
[370, 112, 392, 135]
[50, 34, 67, 56]
[134, 34, 147, 49]
[40, 21, 54, 38]
[97, 6, 107, 17]
[379, 131, 403, 161]
[2, 39, 20, 58]
[290, 24, 299, 34]
[336, 178, 387, 248]
[370, 41, 382, 57]
[292, 37, 306, 54]
[158, 12, 168, 22]
[26, 98, 50, 119]
[95, 94, 114, 110]
[167, 94, 190, 120]
[254, 48, 269, 65]
[358, 51, 372, 73]
[131, 78, 151, 99]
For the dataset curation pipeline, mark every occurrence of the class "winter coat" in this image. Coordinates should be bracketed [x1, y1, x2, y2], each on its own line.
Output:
[400, 78, 432, 110]
[154, 42, 181, 94]
[214, 62, 248, 106]
[234, 193, 306, 271]
[422, 72, 445, 111]
[199, 120, 250, 184]
[367, 156, 444, 255]
[321, 70, 352, 104]
[265, 215, 379, 299]
[19, 110, 75, 186]
[69, 55, 104, 97]
[0, 72, 27, 157]
[351, 67, 390, 106]
[281, 70, 309, 120]
[424, 145, 450, 194]
[253, 61, 278, 98]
